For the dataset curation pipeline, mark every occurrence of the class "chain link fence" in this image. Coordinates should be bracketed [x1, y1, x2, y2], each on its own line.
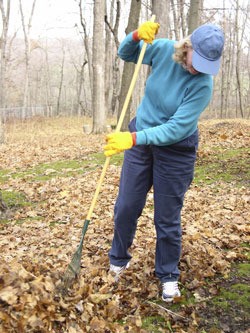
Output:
[0, 106, 53, 122]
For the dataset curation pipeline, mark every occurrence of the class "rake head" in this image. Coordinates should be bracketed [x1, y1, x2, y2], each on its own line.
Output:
[57, 220, 90, 295]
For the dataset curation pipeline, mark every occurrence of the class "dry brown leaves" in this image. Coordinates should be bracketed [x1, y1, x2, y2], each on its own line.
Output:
[0, 118, 249, 332]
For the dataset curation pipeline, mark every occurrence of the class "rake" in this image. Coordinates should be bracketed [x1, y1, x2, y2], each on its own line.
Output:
[59, 15, 156, 293]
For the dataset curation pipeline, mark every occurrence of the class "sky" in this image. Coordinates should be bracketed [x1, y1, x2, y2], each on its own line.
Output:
[5, 0, 249, 40]
[9, 0, 85, 39]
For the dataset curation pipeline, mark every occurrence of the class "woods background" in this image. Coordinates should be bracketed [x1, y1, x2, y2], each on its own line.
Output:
[0, 0, 249, 139]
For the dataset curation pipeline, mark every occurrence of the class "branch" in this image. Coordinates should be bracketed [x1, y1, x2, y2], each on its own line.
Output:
[79, 0, 87, 36]
[146, 301, 188, 320]
[104, 1, 120, 49]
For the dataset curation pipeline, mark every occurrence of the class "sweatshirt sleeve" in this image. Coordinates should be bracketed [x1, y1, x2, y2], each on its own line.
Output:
[135, 78, 213, 146]
[118, 32, 156, 66]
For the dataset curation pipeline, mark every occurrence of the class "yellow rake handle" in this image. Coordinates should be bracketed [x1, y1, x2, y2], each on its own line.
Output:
[86, 15, 156, 221]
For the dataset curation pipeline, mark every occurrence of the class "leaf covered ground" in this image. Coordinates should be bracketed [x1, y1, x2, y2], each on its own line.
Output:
[0, 117, 249, 333]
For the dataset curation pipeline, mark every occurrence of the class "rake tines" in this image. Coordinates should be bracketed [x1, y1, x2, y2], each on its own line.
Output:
[57, 220, 89, 294]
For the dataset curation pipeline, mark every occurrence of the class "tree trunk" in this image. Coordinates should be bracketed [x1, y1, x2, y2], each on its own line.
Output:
[0, 0, 10, 144]
[220, 0, 227, 118]
[170, 0, 180, 40]
[56, 45, 65, 116]
[235, 0, 244, 117]
[44, 41, 53, 116]
[105, 0, 121, 117]
[77, 60, 88, 117]
[152, 0, 170, 38]
[78, 0, 93, 115]
[0, 0, 10, 108]
[105, 2, 112, 117]
[19, 0, 37, 118]
[188, 0, 200, 34]
[117, 0, 141, 131]
[92, 0, 106, 133]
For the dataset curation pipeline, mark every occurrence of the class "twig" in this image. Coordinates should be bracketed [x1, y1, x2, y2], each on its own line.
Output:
[146, 300, 188, 320]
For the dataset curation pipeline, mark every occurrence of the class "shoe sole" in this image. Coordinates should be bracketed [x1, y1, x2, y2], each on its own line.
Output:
[162, 296, 175, 302]
[162, 293, 180, 302]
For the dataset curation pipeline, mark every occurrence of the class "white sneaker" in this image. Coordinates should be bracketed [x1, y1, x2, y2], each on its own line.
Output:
[109, 263, 129, 281]
[162, 281, 181, 302]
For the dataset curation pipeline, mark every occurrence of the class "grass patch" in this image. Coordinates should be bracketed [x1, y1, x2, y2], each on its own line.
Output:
[195, 147, 250, 184]
[235, 263, 250, 277]
[142, 316, 170, 332]
[1, 189, 30, 208]
[0, 219, 11, 225]
[0, 154, 124, 183]
[198, 259, 250, 332]
[0, 169, 11, 183]
[240, 243, 250, 260]
[212, 283, 250, 311]
[9, 159, 86, 181]
[90, 152, 124, 166]
[209, 260, 250, 310]
[0, 189, 33, 225]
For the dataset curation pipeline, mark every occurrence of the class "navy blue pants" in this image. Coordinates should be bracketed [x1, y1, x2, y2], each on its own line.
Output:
[109, 118, 198, 282]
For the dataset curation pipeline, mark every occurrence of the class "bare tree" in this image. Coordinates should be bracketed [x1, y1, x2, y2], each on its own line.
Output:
[105, 0, 121, 117]
[43, 40, 53, 116]
[0, 0, 10, 108]
[152, 0, 170, 38]
[75, 59, 88, 116]
[77, 0, 93, 108]
[169, 0, 180, 40]
[104, 1, 113, 117]
[0, 0, 10, 143]
[92, 0, 106, 133]
[19, 0, 37, 116]
[235, 0, 245, 117]
[169, 0, 187, 38]
[188, 0, 201, 34]
[56, 43, 65, 116]
[118, 0, 141, 131]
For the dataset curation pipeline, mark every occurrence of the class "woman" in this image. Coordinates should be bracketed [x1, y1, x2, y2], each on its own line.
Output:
[104, 21, 224, 302]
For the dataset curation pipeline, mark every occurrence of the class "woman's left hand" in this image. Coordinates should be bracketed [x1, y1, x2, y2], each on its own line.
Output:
[104, 132, 135, 156]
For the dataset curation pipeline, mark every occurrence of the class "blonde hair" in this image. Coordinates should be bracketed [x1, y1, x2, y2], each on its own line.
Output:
[172, 36, 192, 65]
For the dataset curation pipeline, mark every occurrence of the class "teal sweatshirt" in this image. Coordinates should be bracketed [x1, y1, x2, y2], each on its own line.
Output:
[118, 32, 213, 146]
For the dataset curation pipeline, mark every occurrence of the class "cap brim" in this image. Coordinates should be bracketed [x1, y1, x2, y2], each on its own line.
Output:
[192, 50, 220, 75]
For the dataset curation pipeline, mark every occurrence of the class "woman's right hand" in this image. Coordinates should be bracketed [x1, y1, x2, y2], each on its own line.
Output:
[136, 21, 160, 44]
